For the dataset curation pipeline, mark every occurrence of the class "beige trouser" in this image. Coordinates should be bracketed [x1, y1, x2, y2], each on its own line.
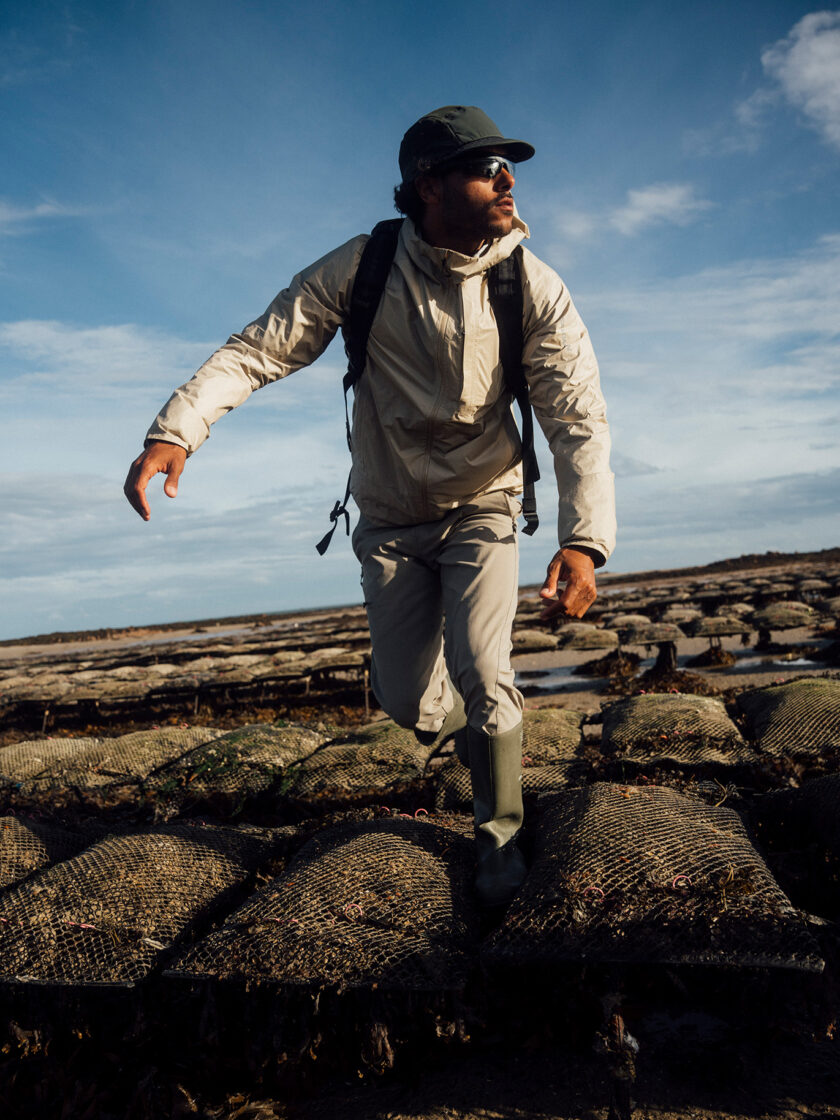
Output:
[352, 492, 524, 737]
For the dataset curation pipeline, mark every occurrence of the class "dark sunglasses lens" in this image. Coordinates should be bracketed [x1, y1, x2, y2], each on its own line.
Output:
[483, 158, 514, 178]
[457, 157, 515, 178]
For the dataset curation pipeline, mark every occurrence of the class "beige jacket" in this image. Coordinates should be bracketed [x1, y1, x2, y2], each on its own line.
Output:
[147, 216, 616, 562]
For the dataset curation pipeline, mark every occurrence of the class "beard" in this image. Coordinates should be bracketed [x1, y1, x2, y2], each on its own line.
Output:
[440, 184, 514, 244]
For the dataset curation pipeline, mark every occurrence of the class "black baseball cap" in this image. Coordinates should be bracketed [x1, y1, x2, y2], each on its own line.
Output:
[399, 105, 535, 184]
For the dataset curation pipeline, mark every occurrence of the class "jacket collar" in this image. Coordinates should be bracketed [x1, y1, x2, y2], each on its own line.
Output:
[400, 212, 529, 284]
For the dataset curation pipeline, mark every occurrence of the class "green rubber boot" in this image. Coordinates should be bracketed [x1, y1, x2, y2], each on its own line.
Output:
[467, 721, 527, 907]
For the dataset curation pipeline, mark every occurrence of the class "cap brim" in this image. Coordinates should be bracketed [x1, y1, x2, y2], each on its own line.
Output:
[438, 135, 535, 166]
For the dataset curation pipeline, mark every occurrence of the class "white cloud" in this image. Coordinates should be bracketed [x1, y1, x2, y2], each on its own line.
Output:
[551, 209, 598, 242]
[0, 198, 92, 239]
[733, 86, 779, 132]
[592, 232, 840, 364]
[574, 232, 840, 490]
[0, 318, 347, 414]
[610, 452, 664, 477]
[0, 199, 64, 228]
[0, 471, 361, 639]
[684, 11, 840, 157]
[0, 320, 216, 402]
[608, 183, 712, 236]
[544, 182, 712, 252]
[762, 10, 840, 151]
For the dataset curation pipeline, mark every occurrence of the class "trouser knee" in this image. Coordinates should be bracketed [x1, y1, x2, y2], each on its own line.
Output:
[369, 662, 428, 729]
[456, 671, 523, 737]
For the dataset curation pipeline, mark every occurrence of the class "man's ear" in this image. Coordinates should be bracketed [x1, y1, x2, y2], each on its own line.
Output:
[415, 172, 442, 206]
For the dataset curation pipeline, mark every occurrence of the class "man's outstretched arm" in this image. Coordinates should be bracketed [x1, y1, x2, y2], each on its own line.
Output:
[518, 251, 616, 621]
[124, 441, 187, 521]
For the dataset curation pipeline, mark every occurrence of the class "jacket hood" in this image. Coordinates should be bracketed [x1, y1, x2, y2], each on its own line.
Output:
[400, 212, 529, 284]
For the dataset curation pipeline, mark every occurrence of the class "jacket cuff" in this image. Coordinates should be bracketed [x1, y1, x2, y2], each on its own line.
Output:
[560, 541, 608, 569]
[144, 433, 191, 455]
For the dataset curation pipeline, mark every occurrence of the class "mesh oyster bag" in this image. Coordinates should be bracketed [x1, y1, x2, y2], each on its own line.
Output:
[554, 624, 618, 651]
[284, 721, 432, 807]
[616, 622, 684, 645]
[166, 813, 479, 991]
[433, 707, 585, 810]
[147, 722, 327, 818]
[737, 677, 840, 758]
[521, 708, 585, 765]
[751, 603, 815, 631]
[0, 727, 222, 811]
[433, 755, 578, 811]
[483, 783, 822, 971]
[0, 816, 86, 890]
[0, 823, 282, 987]
[687, 617, 751, 638]
[511, 628, 558, 653]
[601, 693, 756, 768]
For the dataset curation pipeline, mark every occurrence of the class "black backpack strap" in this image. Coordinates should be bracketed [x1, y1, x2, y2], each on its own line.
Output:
[317, 218, 402, 554]
[342, 219, 403, 400]
[488, 247, 540, 536]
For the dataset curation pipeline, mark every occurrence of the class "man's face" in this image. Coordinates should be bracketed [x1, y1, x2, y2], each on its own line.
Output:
[422, 150, 516, 248]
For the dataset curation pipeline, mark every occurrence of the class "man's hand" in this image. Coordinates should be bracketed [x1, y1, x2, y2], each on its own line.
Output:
[124, 441, 187, 521]
[539, 546, 598, 621]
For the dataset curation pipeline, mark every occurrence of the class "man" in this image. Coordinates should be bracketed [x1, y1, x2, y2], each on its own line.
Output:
[125, 106, 616, 907]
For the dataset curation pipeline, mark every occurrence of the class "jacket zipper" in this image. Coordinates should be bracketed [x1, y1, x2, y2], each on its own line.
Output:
[420, 280, 458, 520]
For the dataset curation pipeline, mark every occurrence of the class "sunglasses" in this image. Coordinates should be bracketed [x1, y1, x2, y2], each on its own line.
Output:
[447, 155, 516, 179]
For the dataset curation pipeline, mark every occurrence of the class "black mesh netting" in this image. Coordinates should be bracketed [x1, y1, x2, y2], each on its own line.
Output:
[520, 708, 585, 764]
[482, 783, 822, 971]
[0, 727, 222, 811]
[433, 755, 578, 811]
[737, 677, 840, 758]
[601, 693, 756, 768]
[0, 816, 86, 890]
[433, 708, 585, 810]
[165, 812, 480, 991]
[147, 722, 327, 818]
[284, 720, 432, 806]
[0, 822, 283, 987]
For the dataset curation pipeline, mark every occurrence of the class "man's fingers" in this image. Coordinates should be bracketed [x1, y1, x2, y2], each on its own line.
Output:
[539, 555, 563, 600]
[539, 597, 568, 622]
[163, 457, 184, 499]
[123, 457, 153, 521]
[558, 576, 597, 619]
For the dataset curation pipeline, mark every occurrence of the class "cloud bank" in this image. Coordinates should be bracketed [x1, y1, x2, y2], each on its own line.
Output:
[762, 11, 840, 151]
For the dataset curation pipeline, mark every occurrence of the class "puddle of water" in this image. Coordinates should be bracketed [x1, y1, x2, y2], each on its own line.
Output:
[516, 665, 594, 691]
[728, 655, 821, 671]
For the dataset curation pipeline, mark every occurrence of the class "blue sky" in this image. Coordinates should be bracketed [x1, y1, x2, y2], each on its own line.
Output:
[2, 0, 839, 639]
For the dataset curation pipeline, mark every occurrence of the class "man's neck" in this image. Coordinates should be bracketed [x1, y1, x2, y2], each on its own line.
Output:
[420, 220, 484, 257]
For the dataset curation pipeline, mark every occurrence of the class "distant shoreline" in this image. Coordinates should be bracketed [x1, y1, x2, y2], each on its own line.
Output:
[4, 545, 838, 649]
